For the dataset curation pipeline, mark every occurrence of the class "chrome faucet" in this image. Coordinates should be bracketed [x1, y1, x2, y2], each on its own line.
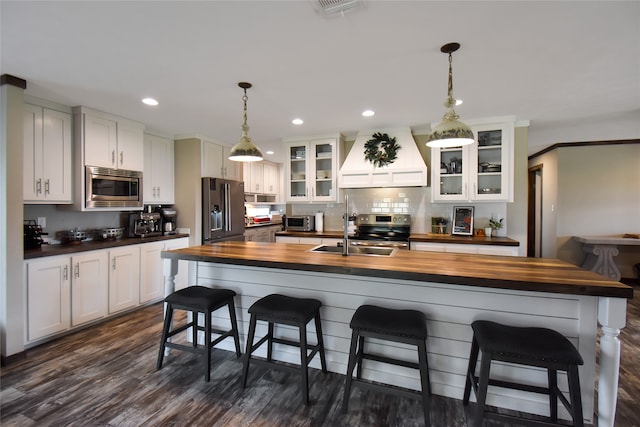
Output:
[343, 193, 349, 256]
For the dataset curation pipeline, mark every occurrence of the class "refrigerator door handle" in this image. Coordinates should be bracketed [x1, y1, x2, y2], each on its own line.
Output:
[224, 182, 232, 231]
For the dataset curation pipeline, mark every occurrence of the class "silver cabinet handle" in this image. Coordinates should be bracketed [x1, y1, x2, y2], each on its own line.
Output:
[120, 151, 123, 165]
[74, 263, 80, 278]
[157, 187, 160, 198]
[112, 150, 115, 165]
[112, 257, 116, 270]
[63, 265, 68, 280]
[44, 179, 50, 195]
[36, 178, 42, 194]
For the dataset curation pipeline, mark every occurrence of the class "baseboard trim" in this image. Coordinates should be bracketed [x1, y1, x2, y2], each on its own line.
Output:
[1, 351, 27, 367]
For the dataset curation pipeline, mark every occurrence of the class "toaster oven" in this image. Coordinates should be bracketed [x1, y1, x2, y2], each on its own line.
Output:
[285, 215, 315, 232]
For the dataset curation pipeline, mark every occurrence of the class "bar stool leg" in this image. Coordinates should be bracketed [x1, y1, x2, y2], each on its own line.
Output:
[191, 310, 198, 348]
[157, 303, 174, 370]
[548, 368, 558, 421]
[473, 353, 492, 427]
[356, 335, 365, 379]
[204, 309, 212, 382]
[314, 313, 327, 373]
[299, 323, 310, 406]
[228, 299, 242, 358]
[266, 322, 274, 362]
[418, 340, 431, 427]
[342, 329, 360, 413]
[463, 337, 480, 405]
[568, 366, 584, 427]
[242, 314, 258, 388]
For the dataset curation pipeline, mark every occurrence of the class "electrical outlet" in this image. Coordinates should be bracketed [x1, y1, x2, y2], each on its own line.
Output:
[37, 217, 46, 228]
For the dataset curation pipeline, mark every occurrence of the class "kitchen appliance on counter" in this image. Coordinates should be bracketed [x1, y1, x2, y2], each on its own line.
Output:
[202, 178, 245, 244]
[351, 213, 411, 249]
[129, 211, 162, 237]
[285, 215, 315, 232]
[160, 208, 178, 235]
[85, 166, 143, 210]
[24, 220, 48, 249]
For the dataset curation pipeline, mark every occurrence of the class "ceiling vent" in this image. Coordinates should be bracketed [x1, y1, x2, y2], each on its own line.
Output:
[317, 0, 361, 15]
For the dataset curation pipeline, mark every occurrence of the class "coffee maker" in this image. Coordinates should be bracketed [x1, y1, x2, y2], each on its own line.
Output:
[160, 208, 178, 235]
[128, 211, 162, 237]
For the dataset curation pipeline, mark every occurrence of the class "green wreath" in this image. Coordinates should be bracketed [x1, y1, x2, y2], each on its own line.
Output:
[364, 132, 401, 168]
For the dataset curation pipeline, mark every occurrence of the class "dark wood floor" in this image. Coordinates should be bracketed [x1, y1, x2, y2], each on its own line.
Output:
[1, 286, 638, 426]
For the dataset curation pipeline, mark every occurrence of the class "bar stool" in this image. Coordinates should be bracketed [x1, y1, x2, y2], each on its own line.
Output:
[463, 320, 584, 427]
[157, 285, 241, 382]
[241, 293, 327, 406]
[342, 304, 431, 427]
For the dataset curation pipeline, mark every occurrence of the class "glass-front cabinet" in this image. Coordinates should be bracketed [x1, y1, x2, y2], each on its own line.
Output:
[431, 120, 514, 202]
[284, 136, 341, 203]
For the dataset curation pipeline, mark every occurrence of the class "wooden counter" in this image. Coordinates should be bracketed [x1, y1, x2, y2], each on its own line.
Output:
[162, 242, 632, 426]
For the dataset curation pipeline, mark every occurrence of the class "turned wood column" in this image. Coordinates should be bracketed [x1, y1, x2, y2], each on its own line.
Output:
[597, 297, 627, 427]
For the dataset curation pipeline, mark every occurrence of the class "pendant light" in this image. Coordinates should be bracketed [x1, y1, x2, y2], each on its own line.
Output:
[425, 43, 474, 148]
[228, 82, 264, 162]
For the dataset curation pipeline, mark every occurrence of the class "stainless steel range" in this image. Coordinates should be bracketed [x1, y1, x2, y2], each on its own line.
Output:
[351, 213, 411, 249]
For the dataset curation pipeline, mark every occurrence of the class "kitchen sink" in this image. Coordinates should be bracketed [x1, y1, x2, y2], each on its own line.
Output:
[309, 244, 397, 257]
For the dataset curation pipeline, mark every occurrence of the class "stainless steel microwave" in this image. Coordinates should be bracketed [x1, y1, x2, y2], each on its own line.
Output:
[85, 166, 143, 209]
[285, 215, 315, 232]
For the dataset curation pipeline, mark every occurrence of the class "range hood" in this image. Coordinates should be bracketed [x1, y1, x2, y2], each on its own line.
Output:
[338, 128, 428, 188]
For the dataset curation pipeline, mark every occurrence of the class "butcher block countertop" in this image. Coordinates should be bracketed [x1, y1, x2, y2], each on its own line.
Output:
[162, 241, 632, 298]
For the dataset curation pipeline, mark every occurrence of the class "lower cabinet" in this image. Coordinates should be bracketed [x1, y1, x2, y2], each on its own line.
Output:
[24, 237, 190, 344]
[275, 236, 332, 246]
[411, 242, 518, 256]
[246, 225, 282, 242]
[25, 256, 71, 342]
[71, 251, 109, 326]
[108, 246, 140, 314]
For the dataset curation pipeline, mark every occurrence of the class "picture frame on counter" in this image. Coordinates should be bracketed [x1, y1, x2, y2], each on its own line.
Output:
[452, 206, 474, 236]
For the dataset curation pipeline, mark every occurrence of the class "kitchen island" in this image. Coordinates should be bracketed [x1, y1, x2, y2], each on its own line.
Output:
[161, 242, 632, 426]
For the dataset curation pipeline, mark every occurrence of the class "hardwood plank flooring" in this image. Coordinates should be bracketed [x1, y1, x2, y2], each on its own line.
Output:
[2, 288, 638, 426]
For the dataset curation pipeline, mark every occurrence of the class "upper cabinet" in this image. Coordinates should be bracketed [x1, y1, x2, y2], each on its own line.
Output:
[144, 133, 175, 204]
[23, 103, 72, 203]
[74, 106, 144, 171]
[202, 140, 240, 181]
[431, 119, 515, 203]
[242, 161, 280, 196]
[284, 135, 342, 203]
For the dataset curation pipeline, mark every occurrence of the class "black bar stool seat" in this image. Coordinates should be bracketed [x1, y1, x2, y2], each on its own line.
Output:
[463, 320, 584, 427]
[241, 293, 327, 406]
[342, 304, 431, 427]
[157, 286, 241, 382]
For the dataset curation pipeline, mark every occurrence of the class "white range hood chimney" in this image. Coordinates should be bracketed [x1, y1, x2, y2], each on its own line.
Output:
[338, 128, 428, 188]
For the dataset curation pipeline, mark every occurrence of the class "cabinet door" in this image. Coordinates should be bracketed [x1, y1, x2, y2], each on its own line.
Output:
[431, 145, 469, 201]
[84, 113, 118, 168]
[26, 257, 71, 341]
[251, 162, 264, 193]
[41, 108, 72, 202]
[310, 139, 337, 202]
[144, 134, 174, 204]
[23, 104, 42, 200]
[140, 241, 165, 303]
[164, 238, 190, 291]
[222, 145, 240, 181]
[286, 142, 310, 201]
[71, 251, 108, 326]
[472, 122, 513, 202]
[117, 120, 144, 171]
[108, 246, 140, 313]
[202, 141, 224, 178]
[263, 163, 279, 195]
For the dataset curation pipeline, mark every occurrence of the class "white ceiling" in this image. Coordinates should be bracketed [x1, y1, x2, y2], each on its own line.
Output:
[2, 1, 639, 163]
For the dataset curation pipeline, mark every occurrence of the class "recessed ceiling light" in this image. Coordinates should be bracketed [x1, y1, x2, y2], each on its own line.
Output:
[362, 110, 375, 117]
[292, 118, 304, 125]
[142, 97, 159, 106]
[266, 150, 274, 155]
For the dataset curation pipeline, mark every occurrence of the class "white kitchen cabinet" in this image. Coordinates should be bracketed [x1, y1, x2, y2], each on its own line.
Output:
[25, 256, 71, 342]
[140, 241, 165, 303]
[263, 162, 279, 196]
[75, 106, 144, 171]
[143, 134, 175, 204]
[284, 136, 341, 203]
[202, 140, 240, 180]
[411, 242, 518, 256]
[108, 246, 140, 314]
[23, 104, 72, 203]
[71, 251, 109, 326]
[243, 161, 264, 194]
[431, 119, 514, 202]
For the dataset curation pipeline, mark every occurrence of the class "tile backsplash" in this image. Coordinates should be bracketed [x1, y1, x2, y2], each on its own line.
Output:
[289, 187, 507, 234]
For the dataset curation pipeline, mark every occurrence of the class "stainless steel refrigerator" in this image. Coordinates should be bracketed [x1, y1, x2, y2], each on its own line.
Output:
[202, 178, 245, 244]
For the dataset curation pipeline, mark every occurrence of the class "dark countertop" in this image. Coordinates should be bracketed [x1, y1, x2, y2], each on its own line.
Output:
[161, 242, 632, 298]
[276, 230, 519, 246]
[24, 234, 190, 260]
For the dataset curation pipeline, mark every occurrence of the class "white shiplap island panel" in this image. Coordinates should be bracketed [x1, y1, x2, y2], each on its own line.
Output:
[162, 242, 632, 426]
